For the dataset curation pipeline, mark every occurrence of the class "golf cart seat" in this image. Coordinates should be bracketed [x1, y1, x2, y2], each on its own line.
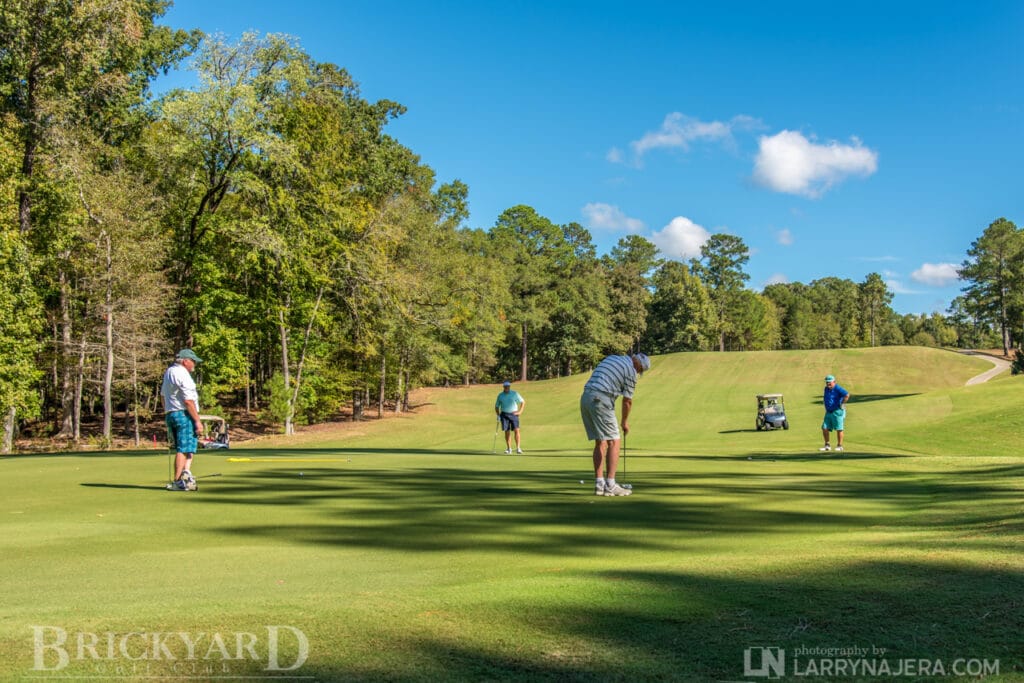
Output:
[198, 414, 230, 449]
[756, 393, 789, 431]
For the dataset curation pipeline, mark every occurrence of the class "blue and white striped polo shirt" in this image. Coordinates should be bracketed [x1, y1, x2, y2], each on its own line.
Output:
[583, 355, 637, 399]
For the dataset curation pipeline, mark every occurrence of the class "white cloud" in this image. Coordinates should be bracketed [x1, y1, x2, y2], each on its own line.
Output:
[649, 216, 711, 260]
[629, 113, 762, 161]
[753, 130, 878, 198]
[857, 255, 899, 263]
[776, 228, 793, 246]
[911, 262, 960, 287]
[581, 203, 644, 232]
[886, 279, 920, 295]
[764, 273, 789, 286]
[606, 147, 624, 164]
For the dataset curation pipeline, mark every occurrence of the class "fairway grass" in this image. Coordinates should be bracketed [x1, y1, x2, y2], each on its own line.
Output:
[1, 347, 1021, 682]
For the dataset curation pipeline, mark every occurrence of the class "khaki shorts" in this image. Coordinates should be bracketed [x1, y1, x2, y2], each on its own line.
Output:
[580, 389, 619, 441]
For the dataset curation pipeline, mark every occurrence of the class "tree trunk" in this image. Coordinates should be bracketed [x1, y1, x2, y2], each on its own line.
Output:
[2, 407, 15, 453]
[56, 273, 75, 437]
[352, 388, 363, 421]
[102, 233, 114, 441]
[520, 321, 528, 381]
[1001, 298, 1011, 356]
[278, 307, 293, 436]
[131, 351, 140, 446]
[378, 352, 386, 418]
[73, 331, 87, 441]
[465, 340, 476, 385]
[403, 368, 411, 412]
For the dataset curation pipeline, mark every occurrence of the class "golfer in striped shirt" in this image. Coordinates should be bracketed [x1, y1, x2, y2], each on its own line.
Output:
[580, 353, 650, 497]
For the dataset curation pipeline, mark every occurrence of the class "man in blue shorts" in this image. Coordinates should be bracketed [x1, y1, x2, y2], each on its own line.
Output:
[494, 381, 525, 454]
[161, 349, 205, 491]
[820, 374, 850, 453]
[580, 353, 650, 496]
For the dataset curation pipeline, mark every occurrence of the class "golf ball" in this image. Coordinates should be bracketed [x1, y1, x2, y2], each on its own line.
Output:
[579, 480, 585, 484]
[299, 472, 304, 477]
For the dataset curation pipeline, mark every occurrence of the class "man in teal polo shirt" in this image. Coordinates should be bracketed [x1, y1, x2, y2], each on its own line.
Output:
[495, 381, 526, 454]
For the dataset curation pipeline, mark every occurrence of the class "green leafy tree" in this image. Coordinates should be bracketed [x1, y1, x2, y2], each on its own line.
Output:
[690, 233, 750, 351]
[1, 0, 195, 438]
[959, 218, 1023, 355]
[727, 290, 781, 351]
[0, 231, 43, 451]
[858, 272, 893, 347]
[806, 277, 861, 348]
[602, 235, 660, 352]
[533, 223, 612, 376]
[644, 261, 715, 352]
[0, 0, 197, 234]
[489, 205, 572, 380]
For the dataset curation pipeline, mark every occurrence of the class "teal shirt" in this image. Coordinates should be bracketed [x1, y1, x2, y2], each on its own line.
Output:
[495, 390, 524, 413]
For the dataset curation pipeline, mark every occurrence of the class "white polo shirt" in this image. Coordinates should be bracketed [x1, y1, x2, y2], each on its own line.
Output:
[161, 362, 200, 413]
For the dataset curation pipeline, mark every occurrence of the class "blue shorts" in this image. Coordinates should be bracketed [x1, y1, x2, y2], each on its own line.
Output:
[581, 389, 619, 441]
[822, 409, 845, 431]
[166, 411, 198, 454]
[499, 412, 520, 431]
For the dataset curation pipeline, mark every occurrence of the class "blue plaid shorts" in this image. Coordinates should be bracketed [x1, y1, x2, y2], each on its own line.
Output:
[165, 411, 198, 454]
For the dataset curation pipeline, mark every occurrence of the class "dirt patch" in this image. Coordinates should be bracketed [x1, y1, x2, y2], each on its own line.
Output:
[13, 388, 434, 453]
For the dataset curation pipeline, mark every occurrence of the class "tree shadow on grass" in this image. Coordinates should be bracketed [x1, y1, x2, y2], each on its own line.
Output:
[810, 392, 920, 407]
[295, 561, 1021, 681]
[80, 482, 166, 491]
[186, 462, 1021, 558]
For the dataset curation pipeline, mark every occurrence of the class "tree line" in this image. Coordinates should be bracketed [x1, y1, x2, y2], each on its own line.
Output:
[0, 4, 1014, 450]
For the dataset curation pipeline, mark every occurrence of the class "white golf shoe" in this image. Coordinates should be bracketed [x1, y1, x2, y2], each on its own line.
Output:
[603, 482, 632, 497]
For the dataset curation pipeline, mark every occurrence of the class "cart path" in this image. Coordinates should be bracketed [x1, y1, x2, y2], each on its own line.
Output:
[960, 350, 1011, 385]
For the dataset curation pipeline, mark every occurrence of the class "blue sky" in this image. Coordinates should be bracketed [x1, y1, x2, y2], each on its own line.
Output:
[159, 1, 1022, 315]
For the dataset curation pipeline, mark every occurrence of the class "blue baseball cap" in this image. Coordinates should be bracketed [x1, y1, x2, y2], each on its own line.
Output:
[824, 375, 835, 382]
[502, 381, 511, 387]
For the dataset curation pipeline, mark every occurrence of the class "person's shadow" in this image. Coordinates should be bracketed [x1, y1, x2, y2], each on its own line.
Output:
[80, 483, 166, 490]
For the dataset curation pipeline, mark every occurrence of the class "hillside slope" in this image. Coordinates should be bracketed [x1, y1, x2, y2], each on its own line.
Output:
[256, 347, 1017, 458]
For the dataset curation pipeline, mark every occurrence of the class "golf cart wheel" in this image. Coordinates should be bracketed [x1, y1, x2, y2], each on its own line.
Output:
[783, 420, 789, 430]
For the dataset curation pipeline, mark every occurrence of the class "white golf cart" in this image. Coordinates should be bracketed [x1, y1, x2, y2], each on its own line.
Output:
[198, 414, 230, 449]
[756, 393, 789, 431]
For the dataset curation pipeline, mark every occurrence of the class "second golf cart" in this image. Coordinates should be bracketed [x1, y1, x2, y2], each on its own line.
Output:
[198, 414, 230, 449]
[756, 393, 789, 431]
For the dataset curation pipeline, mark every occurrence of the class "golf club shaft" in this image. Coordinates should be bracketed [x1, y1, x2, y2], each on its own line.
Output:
[622, 433, 626, 480]
[195, 472, 222, 479]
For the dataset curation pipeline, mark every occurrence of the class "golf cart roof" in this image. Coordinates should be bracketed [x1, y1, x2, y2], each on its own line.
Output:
[756, 393, 784, 400]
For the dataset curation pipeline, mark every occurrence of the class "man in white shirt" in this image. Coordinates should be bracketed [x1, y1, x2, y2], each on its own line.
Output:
[161, 349, 205, 491]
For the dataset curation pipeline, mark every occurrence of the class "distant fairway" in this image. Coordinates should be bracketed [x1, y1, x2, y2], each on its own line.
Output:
[2, 347, 1021, 681]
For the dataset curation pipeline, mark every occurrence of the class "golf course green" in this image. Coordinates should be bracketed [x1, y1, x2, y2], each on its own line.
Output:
[2, 346, 1021, 681]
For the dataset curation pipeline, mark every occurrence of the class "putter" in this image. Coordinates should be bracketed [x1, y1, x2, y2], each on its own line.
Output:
[621, 434, 632, 490]
[195, 472, 222, 480]
[491, 417, 499, 454]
